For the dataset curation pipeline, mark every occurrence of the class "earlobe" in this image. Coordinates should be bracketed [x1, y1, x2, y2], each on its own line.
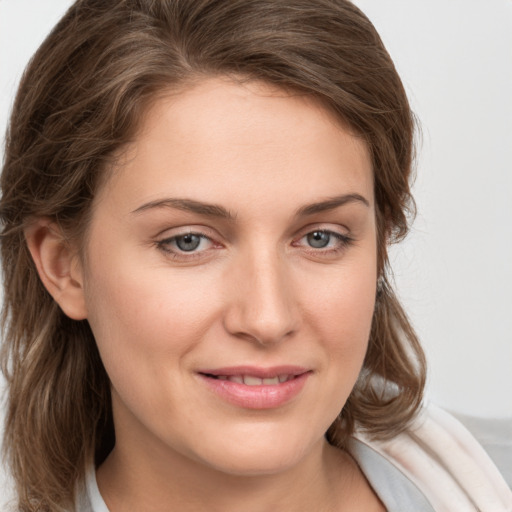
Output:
[24, 219, 88, 320]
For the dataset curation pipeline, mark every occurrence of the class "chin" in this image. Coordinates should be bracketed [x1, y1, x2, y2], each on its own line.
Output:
[187, 425, 319, 477]
[205, 450, 307, 477]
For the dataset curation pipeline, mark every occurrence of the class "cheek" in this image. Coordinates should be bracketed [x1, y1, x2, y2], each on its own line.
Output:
[299, 250, 377, 386]
[82, 251, 223, 384]
[303, 255, 377, 341]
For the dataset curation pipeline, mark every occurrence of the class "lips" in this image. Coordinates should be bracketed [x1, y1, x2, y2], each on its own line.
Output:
[197, 366, 311, 409]
[204, 374, 296, 385]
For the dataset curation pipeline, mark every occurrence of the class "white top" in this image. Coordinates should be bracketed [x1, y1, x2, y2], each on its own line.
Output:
[76, 404, 512, 511]
[352, 404, 512, 511]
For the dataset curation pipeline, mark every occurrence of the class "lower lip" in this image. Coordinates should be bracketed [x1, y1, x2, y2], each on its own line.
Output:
[198, 373, 311, 409]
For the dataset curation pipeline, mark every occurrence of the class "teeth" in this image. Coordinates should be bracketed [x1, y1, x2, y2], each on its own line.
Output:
[243, 375, 263, 386]
[215, 375, 292, 385]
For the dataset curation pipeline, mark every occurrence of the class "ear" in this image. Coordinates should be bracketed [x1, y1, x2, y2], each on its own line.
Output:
[24, 218, 87, 320]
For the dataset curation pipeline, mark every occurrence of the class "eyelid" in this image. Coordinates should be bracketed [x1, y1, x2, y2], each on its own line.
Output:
[154, 223, 219, 239]
[160, 232, 211, 248]
[291, 224, 355, 256]
[154, 223, 354, 261]
[294, 230, 352, 247]
[155, 225, 224, 260]
[292, 223, 351, 241]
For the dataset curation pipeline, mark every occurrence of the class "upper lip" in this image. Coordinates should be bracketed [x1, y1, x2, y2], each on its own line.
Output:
[198, 365, 310, 378]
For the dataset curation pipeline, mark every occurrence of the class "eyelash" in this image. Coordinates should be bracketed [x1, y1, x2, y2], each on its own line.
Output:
[156, 228, 354, 260]
[294, 230, 354, 256]
[156, 232, 215, 260]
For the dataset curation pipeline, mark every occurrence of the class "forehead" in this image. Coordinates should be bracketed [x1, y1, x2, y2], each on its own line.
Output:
[97, 77, 373, 213]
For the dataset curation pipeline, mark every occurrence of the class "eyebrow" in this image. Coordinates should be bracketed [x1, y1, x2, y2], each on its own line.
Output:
[131, 198, 235, 219]
[131, 193, 370, 219]
[295, 193, 370, 216]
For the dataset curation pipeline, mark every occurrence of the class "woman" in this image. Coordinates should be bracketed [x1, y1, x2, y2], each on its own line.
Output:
[1, 1, 510, 511]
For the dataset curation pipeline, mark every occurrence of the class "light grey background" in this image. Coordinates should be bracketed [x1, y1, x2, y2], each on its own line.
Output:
[1, 0, 511, 505]
[354, 0, 512, 419]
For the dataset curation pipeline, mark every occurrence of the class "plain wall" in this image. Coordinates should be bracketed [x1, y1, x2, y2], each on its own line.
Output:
[354, 0, 512, 418]
[1, 0, 511, 505]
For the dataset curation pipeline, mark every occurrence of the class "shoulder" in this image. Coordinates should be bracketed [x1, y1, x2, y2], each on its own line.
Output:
[352, 403, 512, 512]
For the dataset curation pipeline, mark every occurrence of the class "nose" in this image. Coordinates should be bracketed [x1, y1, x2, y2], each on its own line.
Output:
[222, 249, 300, 346]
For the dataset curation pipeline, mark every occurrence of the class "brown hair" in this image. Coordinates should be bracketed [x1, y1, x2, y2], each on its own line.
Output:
[1, 0, 425, 510]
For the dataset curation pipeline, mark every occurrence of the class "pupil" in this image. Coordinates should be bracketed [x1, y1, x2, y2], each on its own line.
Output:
[307, 231, 330, 248]
[176, 234, 201, 251]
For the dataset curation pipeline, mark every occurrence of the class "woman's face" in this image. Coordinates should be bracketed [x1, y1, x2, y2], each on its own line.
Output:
[81, 78, 377, 475]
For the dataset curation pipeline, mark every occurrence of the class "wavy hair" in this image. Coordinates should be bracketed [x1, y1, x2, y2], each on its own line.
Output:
[0, 0, 426, 509]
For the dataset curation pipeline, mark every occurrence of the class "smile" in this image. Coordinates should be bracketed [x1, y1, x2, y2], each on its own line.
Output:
[197, 366, 311, 409]
[207, 374, 296, 385]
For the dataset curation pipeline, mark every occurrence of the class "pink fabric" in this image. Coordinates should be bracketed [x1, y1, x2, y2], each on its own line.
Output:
[354, 404, 512, 512]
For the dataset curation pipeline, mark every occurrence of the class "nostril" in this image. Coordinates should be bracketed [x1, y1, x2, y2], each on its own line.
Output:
[222, 262, 300, 345]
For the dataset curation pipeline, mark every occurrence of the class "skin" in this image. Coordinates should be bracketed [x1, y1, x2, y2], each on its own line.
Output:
[27, 78, 383, 511]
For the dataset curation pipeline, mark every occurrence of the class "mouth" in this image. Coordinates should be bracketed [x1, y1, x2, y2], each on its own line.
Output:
[197, 366, 311, 409]
[200, 373, 299, 385]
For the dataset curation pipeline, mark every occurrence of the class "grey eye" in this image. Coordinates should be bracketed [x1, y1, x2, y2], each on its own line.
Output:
[175, 234, 202, 251]
[306, 231, 331, 248]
